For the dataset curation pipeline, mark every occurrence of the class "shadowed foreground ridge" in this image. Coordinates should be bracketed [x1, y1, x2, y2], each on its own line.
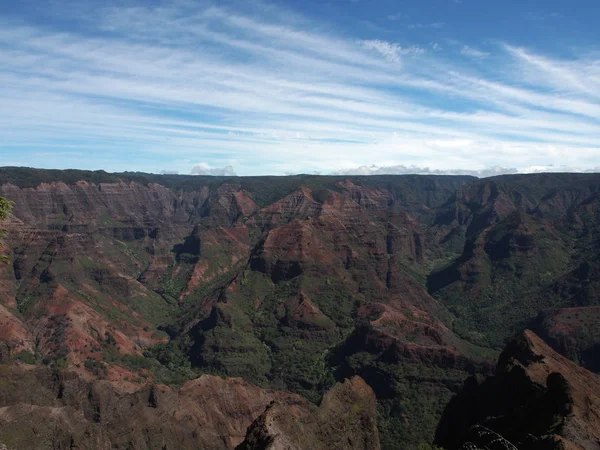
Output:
[435, 330, 600, 450]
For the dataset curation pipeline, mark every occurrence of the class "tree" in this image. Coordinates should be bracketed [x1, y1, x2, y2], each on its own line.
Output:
[0, 196, 13, 264]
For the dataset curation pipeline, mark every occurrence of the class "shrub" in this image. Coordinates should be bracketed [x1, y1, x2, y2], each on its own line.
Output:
[14, 350, 35, 364]
[84, 358, 108, 377]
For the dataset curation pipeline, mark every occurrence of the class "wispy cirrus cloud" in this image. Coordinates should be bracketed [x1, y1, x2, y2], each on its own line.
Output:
[408, 22, 444, 30]
[0, 0, 598, 175]
[460, 45, 490, 58]
[360, 39, 426, 62]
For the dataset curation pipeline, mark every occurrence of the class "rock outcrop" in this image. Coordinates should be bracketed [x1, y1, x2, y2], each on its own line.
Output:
[435, 330, 600, 450]
[237, 376, 380, 450]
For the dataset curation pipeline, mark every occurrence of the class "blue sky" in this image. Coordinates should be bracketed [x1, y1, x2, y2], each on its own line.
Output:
[1, 0, 599, 176]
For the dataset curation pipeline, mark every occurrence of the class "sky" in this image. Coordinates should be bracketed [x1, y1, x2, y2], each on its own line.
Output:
[0, 0, 599, 176]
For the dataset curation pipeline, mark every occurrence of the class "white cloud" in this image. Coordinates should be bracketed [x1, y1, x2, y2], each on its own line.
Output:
[360, 39, 425, 62]
[408, 23, 444, 30]
[190, 163, 236, 176]
[460, 45, 490, 59]
[332, 164, 600, 177]
[332, 164, 519, 177]
[516, 165, 600, 174]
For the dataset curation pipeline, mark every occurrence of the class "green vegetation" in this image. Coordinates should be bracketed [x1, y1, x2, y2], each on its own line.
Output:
[0, 196, 11, 222]
[332, 346, 469, 450]
[84, 358, 108, 377]
[429, 211, 585, 348]
[74, 261, 176, 327]
[0, 196, 12, 263]
[0, 167, 122, 187]
[14, 350, 35, 365]
[101, 341, 199, 385]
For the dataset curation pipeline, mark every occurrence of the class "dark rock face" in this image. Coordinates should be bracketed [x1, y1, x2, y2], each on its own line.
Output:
[435, 330, 600, 450]
[531, 307, 600, 374]
[457, 426, 520, 450]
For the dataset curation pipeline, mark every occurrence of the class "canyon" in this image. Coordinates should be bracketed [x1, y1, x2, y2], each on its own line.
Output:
[0, 168, 599, 449]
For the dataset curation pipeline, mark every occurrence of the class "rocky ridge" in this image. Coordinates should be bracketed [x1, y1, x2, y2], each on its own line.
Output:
[237, 376, 380, 450]
[0, 361, 381, 450]
[435, 330, 600, 450]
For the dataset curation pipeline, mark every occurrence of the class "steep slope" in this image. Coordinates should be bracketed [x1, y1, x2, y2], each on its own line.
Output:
[428, 173, 600, 348]
[435, 330, 600, 450]
[532, 307, 600, 373]
[0, 180, 260, 387]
